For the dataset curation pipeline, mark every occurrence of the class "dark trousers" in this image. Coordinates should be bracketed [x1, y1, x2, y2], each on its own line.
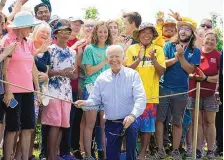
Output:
[105, 119, 139, 160]
[60, 91, 78, 155]
[71, 107, 83, 151]
[40, 124, 50, 158]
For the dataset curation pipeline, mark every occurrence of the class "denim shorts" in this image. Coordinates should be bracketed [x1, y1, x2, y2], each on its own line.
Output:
[156, 86, 188, 124]
[187, 94, 220, 112]
[81, 87, 104, 111]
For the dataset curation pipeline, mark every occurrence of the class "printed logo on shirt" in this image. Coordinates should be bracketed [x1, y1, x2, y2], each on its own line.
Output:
[188, 53, 193, 59]
[210, 58, 216, 63]
[133, 56, 153, 67]
[97, 53, 102, 58]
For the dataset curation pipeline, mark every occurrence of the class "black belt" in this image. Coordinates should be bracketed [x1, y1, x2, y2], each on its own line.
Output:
[106, 119, 124, 122]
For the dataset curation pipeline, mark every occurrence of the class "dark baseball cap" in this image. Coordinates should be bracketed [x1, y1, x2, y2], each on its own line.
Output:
[53, 19, 72, 34]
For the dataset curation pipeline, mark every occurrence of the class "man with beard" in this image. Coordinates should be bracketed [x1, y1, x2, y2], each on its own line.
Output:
[34, 3, 51, 22]
[155, 21, 201, 160]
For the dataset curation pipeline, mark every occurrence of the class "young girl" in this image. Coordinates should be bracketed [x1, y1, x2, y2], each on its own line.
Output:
[81, 21, 112, 159]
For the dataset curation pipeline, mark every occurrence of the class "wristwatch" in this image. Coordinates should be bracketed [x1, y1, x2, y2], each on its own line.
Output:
[203, 76, 208, 81]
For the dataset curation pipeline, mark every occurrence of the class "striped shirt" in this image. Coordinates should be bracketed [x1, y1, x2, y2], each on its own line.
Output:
[85, 66, 146, 120]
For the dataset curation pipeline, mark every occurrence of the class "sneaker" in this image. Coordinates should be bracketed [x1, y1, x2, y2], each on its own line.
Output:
[171, 149, 181, 160]
[196, 149, 202, 159]
[154, 148, 166, 159]
[185, 148, 192, 157]
[73, 150, 83, 159]
[207, 150, 216, 159]
[62, 154, 76, 160]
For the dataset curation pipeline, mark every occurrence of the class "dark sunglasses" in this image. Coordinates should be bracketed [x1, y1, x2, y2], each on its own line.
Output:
[200, 24, 212, 29]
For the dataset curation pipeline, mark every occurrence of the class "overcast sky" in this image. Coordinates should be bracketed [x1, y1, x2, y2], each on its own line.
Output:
[2, 0, 223, 26]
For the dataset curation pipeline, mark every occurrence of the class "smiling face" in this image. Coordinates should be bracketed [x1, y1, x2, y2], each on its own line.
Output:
[35, 27, 51, 43]
[178, 25, 193, 43]
[55, 29, 72, 42]
[36, 6, 51, 22]
[139, 28, 153, 46]
[203, 33, 217, 51]
[97, 25, 109, 44]
[108, 22, 119, 39]
[162, 23, 176, 38]
[107, 46, 124, 73]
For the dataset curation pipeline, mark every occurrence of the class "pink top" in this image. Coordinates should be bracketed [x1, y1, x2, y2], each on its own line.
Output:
[1, 31, 35, 93]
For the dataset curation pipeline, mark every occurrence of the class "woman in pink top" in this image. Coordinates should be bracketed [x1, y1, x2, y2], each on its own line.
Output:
[2, 11, 41, 160]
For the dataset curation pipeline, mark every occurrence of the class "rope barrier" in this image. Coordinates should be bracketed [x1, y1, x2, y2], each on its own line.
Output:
[0, 79, 218, 107]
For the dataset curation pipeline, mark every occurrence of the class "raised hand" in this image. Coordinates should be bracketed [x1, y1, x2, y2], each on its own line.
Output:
[168, 9, 182, 21]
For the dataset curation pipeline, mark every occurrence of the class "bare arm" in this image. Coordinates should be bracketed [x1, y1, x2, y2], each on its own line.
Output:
[2, 58, 10, 93]
[165, 57, 178, 68]
[207, 74, 219, 84]
[85, 59, 107, 76]
[178, 55, 195, 74]
[127, 59, 141, 69]
[152, 58, 165, 77]
[32, 63, 40, 91]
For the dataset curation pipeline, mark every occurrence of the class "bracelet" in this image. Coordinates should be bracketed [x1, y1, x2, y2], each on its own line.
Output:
[203, 76, 208, 81]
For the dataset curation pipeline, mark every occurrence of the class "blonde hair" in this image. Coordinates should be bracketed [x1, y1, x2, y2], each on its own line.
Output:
[30, 22, 51, 41]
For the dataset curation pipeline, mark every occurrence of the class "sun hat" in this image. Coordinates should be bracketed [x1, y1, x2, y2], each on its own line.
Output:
[133, 22, 159, 42]
[8, 11, 41, 29]
[177, 21, 196, 32]
[53, 19, 72, 34]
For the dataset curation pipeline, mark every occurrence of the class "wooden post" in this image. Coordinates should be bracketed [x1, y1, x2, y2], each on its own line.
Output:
[192, 82, 201, 160]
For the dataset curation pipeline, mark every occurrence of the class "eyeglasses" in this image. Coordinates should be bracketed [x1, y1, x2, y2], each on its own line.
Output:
[179, 27, 192, 32]
[200, 24, 212, 29]
[57, 30, 72, 34]
[85, 24, 94, 28]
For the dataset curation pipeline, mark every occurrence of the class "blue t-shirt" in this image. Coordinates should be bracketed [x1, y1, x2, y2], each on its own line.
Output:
[160, 42, 201, 91]
[35, 51, 51, 73]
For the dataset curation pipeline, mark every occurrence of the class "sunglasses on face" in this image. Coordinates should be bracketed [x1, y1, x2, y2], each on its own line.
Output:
[179, 27, 192, 32]
[200, 24, 212, 29]
[57, 30, 72, 34]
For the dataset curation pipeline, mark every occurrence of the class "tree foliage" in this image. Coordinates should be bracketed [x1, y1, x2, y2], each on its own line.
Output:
[84, 6, 99, 20]
[210, 12, 223, 51]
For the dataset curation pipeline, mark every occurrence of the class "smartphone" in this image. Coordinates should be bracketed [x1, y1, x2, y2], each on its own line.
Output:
[9, 98, 18, 108]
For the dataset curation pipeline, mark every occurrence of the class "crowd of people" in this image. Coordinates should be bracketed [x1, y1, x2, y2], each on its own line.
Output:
[0, 0, 222, 160]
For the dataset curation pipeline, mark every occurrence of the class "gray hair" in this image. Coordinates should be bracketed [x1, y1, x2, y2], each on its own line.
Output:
[106, 45, 124, 57]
